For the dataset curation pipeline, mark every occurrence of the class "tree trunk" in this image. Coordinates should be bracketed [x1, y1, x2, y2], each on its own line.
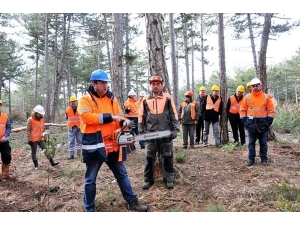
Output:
[45, 14, 51, 123]
[247, 13, 259, 77]
[258, 13, 271, 93]
[145, 13, 170, 92]
[218, 13, 229, 144]
[182, 14, 190, 90]
[169, 13, 179, 107]
[111, 13, 124, 107]
[200, 14, 206, 86]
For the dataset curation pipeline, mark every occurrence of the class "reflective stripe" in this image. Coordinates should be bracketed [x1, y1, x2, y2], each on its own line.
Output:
[82, 142, 105, 150]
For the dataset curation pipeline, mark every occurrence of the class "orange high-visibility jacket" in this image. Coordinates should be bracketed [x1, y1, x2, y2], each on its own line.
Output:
[180, 101, 196, 120]
[78, 90, 126, 161]
[0, 113, 8, 139]
[124, 98, 138, 117]
[206, 94, 221, 112]
[27, 116, 44, 142]
[66, 106, 81, 128]
[240, 91, 275, 119]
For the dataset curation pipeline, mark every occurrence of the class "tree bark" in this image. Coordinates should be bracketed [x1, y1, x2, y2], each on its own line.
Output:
[111, 13, 124, 107]
[218, 13, 229, 144]
[169, 13, 179, 108]
[145, 13, 170, 92]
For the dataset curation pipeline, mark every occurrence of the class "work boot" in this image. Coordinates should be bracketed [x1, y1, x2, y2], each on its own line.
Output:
[49, 157, 59, 167]
[1, 164, 10, 179]
[128, 198, 148, 212]
[247, 160, 254, 166]
[67, 155, 74, 160]
[166, 181, 174, 189]
[33, 160, 39, 170]
[142, 181, 154, 189]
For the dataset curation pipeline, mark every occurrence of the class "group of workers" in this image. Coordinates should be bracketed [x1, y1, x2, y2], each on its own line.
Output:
[0, 70, 275, 212]
[179, 78, 275, 167]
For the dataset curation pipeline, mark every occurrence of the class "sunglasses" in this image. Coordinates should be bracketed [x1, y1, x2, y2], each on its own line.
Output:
[251, 84, 260, 87]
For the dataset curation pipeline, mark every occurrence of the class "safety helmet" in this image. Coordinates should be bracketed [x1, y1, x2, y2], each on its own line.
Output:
[199, 86, 206, 91]
[140, 91, 146, 96]
[149, 75, 163, 84]
[250, 78, 261, 85]
[90, 69, 111, 82]
[128, 90, 137, 96]
[211, 85, 220, 91]
[246, 82, 251, 88]
[70, 96, 77, 101]
[33, 105, 45, 115]
[0, 100, 2, 105]
[236, 85, 245, 93]
[185, 91, 194, 97]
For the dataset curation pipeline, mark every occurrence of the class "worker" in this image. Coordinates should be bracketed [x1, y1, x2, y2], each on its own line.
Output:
[66, 95, 82, 160]
[0, 100, 12, 179]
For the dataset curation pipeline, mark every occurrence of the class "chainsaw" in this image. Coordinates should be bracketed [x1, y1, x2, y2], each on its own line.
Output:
[116, 122, 171, 145]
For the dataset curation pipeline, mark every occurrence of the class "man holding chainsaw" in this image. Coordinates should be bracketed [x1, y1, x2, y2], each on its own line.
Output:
[138, 75, 180, 189]
[78, 69, 148, 212]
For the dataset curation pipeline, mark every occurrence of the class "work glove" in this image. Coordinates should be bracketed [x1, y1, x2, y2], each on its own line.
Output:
[171, 130, 178, 139]
[125, 108, 131, 114]
[28, 141, 33, 145]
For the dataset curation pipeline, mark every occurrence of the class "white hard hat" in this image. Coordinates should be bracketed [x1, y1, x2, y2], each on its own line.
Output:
[140, 91, 146, 96]
[128, 90, 137, 96]
[250, 78, 261, 85]
[33, 105, 45, 115]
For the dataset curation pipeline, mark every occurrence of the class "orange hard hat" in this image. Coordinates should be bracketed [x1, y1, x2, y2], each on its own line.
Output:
[185, 91, 194, 97]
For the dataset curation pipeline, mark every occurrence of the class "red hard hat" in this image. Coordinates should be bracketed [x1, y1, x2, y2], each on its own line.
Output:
[185, 91, 194, 97]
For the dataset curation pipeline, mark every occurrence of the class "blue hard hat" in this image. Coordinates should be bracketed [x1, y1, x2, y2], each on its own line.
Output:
[90, 69, 111, 82]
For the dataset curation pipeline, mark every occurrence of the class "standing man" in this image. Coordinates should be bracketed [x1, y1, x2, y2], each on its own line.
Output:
[124, 90, 145, 151]
[27, 105, 59, 169]
[179, 91, 200, 149]
[240, 78, 275, 166]
[138, 75, 180, 189]
[78, 69, 148, 212]
[201, 85, 223, 147]
[0, 100, 12, 179]
[195, 86, 206, 144]
[66, 95, 82, 160]
[226, 85, 246, 146]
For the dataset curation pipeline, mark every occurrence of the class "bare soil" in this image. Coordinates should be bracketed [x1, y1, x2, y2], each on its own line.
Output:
[1, 125, 300, 212]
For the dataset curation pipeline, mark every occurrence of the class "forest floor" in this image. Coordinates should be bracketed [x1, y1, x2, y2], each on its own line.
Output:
[1, 123, 300, 214]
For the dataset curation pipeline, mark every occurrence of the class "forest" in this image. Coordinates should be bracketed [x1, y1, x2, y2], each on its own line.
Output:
[1, 13, 300, 216]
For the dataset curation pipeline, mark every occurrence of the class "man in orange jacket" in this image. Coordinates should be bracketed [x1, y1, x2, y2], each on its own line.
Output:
[0, 100, 12, 179]
[66, 96, 82, 160]
[138, 75, 180, 189]
[78, 69, 148, 212]
[226, 85, 246, 146]
[124, 90, 145, 151]
[240, 78, 275, 166]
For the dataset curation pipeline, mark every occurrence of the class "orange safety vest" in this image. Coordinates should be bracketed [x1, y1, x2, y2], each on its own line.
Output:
[66, 106, 80, 128]
[78, 92, 126, 161]
[206, 94, 221, 112]
[0, 113, 8, 139]
[180, 101, 196, 120]
[30, 117, 44, 142]
[124, 98, 138, 117]
[229, 95, 241, 114]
